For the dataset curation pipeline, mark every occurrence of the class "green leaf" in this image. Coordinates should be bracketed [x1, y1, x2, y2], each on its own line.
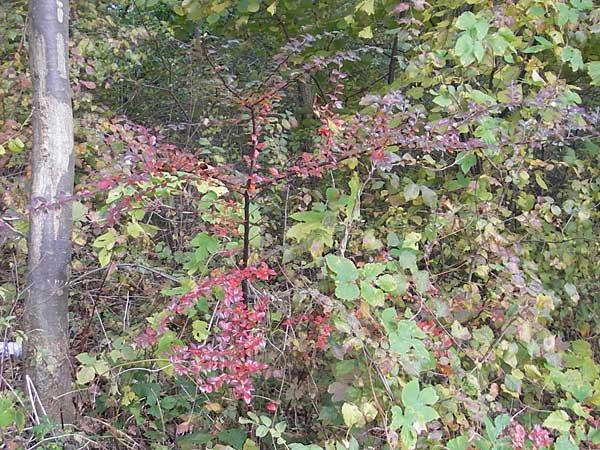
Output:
[455, 34, 474, 65]
[456, 152, 477, 174]
[561, 46, 584, 71]
[255, 424, 269, 438]
[336, 281, 360, 300]
[455, 12, 477, 30]
[360, 262, 386, 281]
[360, 281, 385, 306]
[0, 398, 17, 427]
[192, 320, 209, 341]
[543, 410, 572, 434]
[126, 221, 145, 238]
[535, 172, 548, 190]
[239, 0, 261, 13]
[433, 94, 452, 108]
[362, 229, 383, 250]
[7, 137, 24, 154]
[404, 183, 420, 201]
[446, 435, 469, 450]
[342, 402, 364, 428]
[98, 248, 112, 268]
[557, 3, 579, 27]
[474, 21, 489, 40]
[523, 36, 554, 53]
[470, 90, 496, 105]
[389, 405, 406, 431]
[72, 201, 88, 221]
[473, 41, 485, 61]
[414, 270, 430, 293]
[77, 365, 96, 385]
[570, 0, 593, 9]
[219, 428, 247, 449]
[587, 61, 600, 86]
[401, 379, 420, 406]
[326, 255, 358, 281]
[94, 359, 110, 376]
[76, 352, 97, 365]
[377, 274, 397, 292]
[397, 250, 417, 270]
[489, 34, 509, 56]
[555, 434, 578, 450]
[420, 186, 437, 207]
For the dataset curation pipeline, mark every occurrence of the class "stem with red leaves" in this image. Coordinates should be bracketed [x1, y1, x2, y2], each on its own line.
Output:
[242, 107, 258, 302]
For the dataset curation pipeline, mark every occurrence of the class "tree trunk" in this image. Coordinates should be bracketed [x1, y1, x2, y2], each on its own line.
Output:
[25, 0, 75, 424]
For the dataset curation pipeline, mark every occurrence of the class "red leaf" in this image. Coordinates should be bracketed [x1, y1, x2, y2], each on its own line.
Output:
[80, 80, 97, 90]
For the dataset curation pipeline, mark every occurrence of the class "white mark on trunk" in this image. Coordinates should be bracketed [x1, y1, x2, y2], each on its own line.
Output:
[56, 33, 67, 79]
[56, 1, 64, 23]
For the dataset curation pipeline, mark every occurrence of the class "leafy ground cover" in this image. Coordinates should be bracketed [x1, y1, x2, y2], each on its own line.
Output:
[1, 0, 600, 448]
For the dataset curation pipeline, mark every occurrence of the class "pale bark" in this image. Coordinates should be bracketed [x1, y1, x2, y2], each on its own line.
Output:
[25, 0, 75, 423]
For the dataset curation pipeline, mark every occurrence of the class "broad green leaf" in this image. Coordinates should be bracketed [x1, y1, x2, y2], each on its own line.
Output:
[397, 250, 417, 270]
[255, 424, 269, 437]
[360, 263, 385, 281]
[336, 281, 360, 300]
[0, 398, 17, 427]
[587, 61, 600, 86]
[420, 186, 437, 207]
[389, 405, 406, 430]
[561, 46, 584, 71]
[414, 270, 430, 293]
[326, 255, 358, 281]
[535, 172, 548, 190]
[570, 0, 593, 8]
[76, 352, 97, 365]
[404, 183, 420, 201]
[98, 248, 112, 268]
[360, 281, 385, 306]
[446, 435, 469, 450]
[7, 137, 24, 154]
[377, 274, 397, 292]
[557, 3, 579, 27]
[455, 34, 474, 64]
[77, 365, 96, 385]
[342, 402, 364, 428]
[523, 36, 554, 53]
[192, 320, 209, 341]
[555, 434, 578, 450]
[401, 379, 420, 406]
[456, 152, 477, 174]
[455, 12, 477, 30]
[543, 410, 571, 434]
[433, 94, 453, 107]
[470, 90, 496, 105]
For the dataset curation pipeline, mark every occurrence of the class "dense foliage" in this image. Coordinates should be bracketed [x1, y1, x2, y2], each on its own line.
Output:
[1, 0, 600, 449]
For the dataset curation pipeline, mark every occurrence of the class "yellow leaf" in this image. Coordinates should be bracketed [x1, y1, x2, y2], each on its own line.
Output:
[357, 0, 375, 14]
[358, 26, 373, 39]
[535, 172, 548, 190]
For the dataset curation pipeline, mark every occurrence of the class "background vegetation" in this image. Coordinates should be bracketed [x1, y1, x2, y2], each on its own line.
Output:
[1, 0, 599, 448]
